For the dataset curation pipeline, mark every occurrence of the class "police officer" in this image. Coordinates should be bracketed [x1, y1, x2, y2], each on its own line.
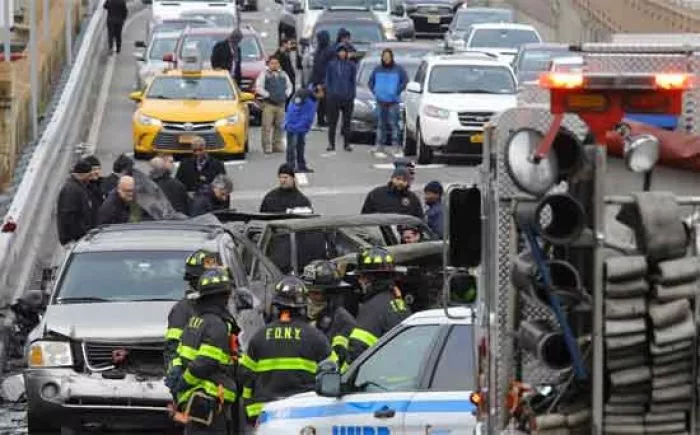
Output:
[302, 260, 357, 371]
[164, 250, 220, 380]
[239, 276, 333, 426]
[172, 268, 239, 435]
[347, 246, 411, 363]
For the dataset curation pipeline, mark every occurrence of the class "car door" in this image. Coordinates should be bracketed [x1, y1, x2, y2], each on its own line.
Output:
[403, 325, 479, 434]
[311, 324, 444, 434]
[404, 60, 426, 135]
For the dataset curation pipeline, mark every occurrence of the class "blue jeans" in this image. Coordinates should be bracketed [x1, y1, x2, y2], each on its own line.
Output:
[286, 132, 307, 171]
[376, 103, 401, 148]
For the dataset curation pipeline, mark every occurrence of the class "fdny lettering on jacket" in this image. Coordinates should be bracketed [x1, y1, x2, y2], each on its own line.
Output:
[332, 426, 390, 435]
[265, 326, 302, 341]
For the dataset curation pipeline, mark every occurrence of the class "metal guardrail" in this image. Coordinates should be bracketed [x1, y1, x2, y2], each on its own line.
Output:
[0, 1, 106, 304]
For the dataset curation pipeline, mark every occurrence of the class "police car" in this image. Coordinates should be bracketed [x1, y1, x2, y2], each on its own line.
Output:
[255, 307, 484, 434]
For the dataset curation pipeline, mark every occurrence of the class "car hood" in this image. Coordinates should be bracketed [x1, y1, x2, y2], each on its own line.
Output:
[140, 99, 241, 121]
[428, 92, 517, 112]
[43, 301, 176, 341]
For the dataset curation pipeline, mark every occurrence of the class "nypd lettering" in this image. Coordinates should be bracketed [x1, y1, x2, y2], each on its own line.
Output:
[332, 426, 390, 435]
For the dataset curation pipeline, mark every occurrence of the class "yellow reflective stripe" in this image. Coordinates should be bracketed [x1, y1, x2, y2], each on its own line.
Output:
[197, 344, 231, 364]
[242, 387, 253, 399]
[177, 374, 237, 404]
[328, 351, 339, 363]
[340, 362, 349, 374]
[165, 328, 183, 340]
[246, 402, 264, 417]
[177, 344, 197, 360]
[183, 368, 201, 386]
[239, 354, 258, 371]
[349, 328, 378, 347]
[331, 335, 349, 349]
[256, 357, 318, 374]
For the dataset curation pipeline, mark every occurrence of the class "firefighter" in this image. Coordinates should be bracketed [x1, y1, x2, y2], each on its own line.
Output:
[301, 260, 357, 371]
[164, 250, 220, 384]
[347, 246, 411, 363]
[171, 268, 240, 434]
[239, 276, 334, 426]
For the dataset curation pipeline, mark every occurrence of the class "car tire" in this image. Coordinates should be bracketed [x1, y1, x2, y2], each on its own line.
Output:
[27, 410, 60, 434]
[416, 124, 433, 164]
[403, 121, 416, 156]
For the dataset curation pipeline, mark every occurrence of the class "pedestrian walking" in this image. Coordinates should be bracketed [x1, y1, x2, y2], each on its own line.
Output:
[102, 153, 134, 198]
[361, 167, 423, 218]
[368, 49, 408, 157]
[273, 38, 296, 105]
[310, 30, 334, 128]
[423, 180, 444, 238]
[175, 137, 226, 194]
[97, 176, 152, 224]
[260, 164, 312, 213]
[149, 155, 190, 215]
[255, 56, 293, 154]
[191, 175, 233, 216]
[56, 160, 94, 246]
[284, 88, 316, 173]
[325, 45, 356, 152]
[103, 0, 128, 54]
[211, 29, 243, 86]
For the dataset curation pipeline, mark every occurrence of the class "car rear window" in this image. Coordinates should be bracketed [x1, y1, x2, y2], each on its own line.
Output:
[455, 10, 513, 30]
[180, 34, 263, 61]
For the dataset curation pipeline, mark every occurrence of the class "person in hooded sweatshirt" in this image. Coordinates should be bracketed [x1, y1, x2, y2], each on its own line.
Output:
[284, 88, 317, 173]
[260, 164, 312, 213]
[333, 28, 357, 60]
[325, 45, 356, 152]
[310, 30, 334, 128]
[368, 49, 408, 157]
[149, 155, 189, 215]
[211, 29, 243, 86]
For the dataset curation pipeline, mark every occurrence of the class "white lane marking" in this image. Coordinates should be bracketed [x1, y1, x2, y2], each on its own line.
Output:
[296, 172, 309, 186]
[86, 7, 150, 154]
[373, 163, 446, 169]
[320, 152, 336, 157]
[233, 185, 372, 200]
[373, 151, 388, 159]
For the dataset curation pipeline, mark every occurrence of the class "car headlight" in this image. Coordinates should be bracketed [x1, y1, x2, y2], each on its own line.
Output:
[215, 114, 241, 126]
[423, 104, 450, 119]
[136, 111, 163, 127]
[28, 341, 73, 368]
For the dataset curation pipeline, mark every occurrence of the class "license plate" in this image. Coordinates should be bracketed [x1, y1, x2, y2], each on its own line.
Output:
[470, 134, 484, 144]
[427, 15, 441, 23]
[179, 135, 197, 144]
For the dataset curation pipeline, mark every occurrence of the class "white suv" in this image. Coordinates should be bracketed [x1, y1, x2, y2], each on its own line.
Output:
[403, 52, 518, 164]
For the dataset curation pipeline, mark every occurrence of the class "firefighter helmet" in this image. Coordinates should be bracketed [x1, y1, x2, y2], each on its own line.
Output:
[354, 246, 396, 274]
[272, 276, 308, 309]
[192, 268, 232, 299]
[301, 260, 348, 289]
[184, 249, 219, 284]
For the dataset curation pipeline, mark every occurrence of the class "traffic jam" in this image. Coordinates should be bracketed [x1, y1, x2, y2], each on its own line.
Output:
[10, 0, 700, 434]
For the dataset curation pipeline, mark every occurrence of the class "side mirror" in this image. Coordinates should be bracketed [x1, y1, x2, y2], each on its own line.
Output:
[129, 91, 143, 102]
[134, 40, 146, 48]
[239, 91, 256, 102]
[445, 184, 481, 268]
[133, 51, 145, 62]
[447, 271, 477, 305]
[406, 81, 421, 93]
[315, 369, 342, 397]
[162, 52, 174, 62]
[392, 3, 405, 15]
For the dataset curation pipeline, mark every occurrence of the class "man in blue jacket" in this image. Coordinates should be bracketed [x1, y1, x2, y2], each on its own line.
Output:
[325, 45, 357, 152]
[284, 88, 317, 173]
[368, 49, 408, 157]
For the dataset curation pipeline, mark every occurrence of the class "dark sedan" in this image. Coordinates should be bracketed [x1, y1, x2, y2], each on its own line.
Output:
[350, 55, 421, 144]
[443, 7, 514, 48]
[404, 0, 456, 37]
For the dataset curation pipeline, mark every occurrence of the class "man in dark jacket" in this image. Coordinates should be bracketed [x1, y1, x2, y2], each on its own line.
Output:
[103, 0, 128, 53]
[369, 49, 408, 157]
[260, 164, 312, 213]
[424, 180, 444, 238]
[57, 160, 94, 246]
[175, 136, 226, 193]
[191, 175, 233, 216]
[361, 167, 423, 218]
[149, 155, 189, 215]
[310, 30, 334, 128]
[82, 155, 105, 222]
[333, 28, 357, 59]
[211, 29, 243, 86]
[273, 38, 296, 101]
[102, 153, 134, 198]
[97, 176, 152, 224]
[325, 45, 356, 152]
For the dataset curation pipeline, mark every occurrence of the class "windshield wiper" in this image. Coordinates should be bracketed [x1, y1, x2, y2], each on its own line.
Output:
[148, 95, 172, 100]
[57, 296, 111, 303]
[136, 298, 179, 301]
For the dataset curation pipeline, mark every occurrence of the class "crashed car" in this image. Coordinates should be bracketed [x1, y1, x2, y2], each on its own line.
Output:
[23, 220, 277, 433]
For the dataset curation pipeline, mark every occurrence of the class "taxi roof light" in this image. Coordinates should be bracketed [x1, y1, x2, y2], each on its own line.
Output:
[538, 72, 584, 90]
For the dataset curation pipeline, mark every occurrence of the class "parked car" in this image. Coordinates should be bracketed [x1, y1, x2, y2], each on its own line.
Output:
[151, 0, 238, 22]
[351, 54, 421, 143]
[133, 30, 182, 89]
[463, 23, 542, 64]
[403, 0, 461, 37]
[403, 51, 517, 163]
[144, 17, 216, 46]
[24, 221, 277, 433]
[179, 8, 238, 30]
[443, 6, 513, 49]
[511, 42, 571, 84]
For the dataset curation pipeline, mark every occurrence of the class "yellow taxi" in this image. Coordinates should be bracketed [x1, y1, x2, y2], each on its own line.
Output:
[129, 49, 255, 159]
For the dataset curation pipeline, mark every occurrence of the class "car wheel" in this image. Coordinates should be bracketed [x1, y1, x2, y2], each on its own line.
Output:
[416, 125, 433, 164]
[403, 120, 416, 156]
[27, 409, 60, 433]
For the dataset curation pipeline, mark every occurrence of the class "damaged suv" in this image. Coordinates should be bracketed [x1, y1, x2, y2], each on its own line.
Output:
[24, 221, 278, 433]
